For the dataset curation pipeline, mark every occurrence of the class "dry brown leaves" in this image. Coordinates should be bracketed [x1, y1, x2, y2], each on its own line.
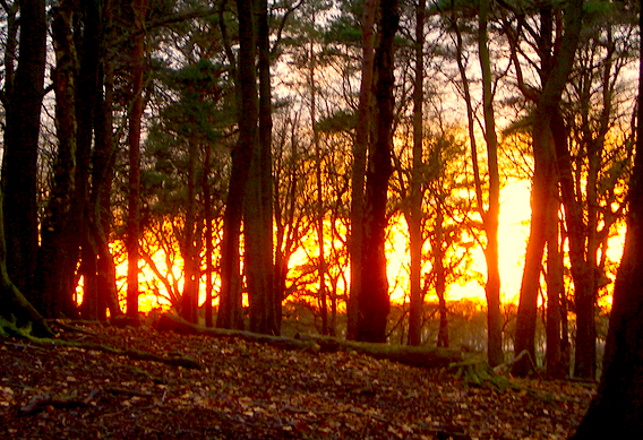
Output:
[0, 324, 594, 439]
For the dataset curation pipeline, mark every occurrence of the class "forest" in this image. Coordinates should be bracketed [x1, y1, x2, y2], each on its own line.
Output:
[2, 0, 643, 437]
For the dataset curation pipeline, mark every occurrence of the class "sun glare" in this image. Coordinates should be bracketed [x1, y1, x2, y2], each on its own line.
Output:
[106, 177, 624, 316]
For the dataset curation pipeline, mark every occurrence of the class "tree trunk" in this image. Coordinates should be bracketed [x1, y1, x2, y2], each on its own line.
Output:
[180, 140, 199, 323]
[0, 187, 52, 337]
[356, 0, 399, 343]
[571, 5, 643, 433]
[1, 0, 46, 305]
[545, 213, 565, 378]
[37, 0, 80, 319]
[126, 0, 149, 320]
[512, 0, 583, 376]
[257, 0, 277, 334]
[551, 110, 597, 379]
[478, 0, 503, 366]
[435, 203, 448, 348]
[92, 0, 121, 320]
[241, 0, 276, 336]
[513, 111, 558, 376]
[348, 0, 376, 341]
[407, 0, 425, 347]
[203, 144, 214, 328]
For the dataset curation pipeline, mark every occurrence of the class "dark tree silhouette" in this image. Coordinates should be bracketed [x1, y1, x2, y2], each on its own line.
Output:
[570, 1, 643, 435]
[356, 0, 399, 343]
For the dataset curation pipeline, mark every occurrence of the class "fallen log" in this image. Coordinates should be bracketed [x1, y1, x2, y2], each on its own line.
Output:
[156, 313, 463, 370]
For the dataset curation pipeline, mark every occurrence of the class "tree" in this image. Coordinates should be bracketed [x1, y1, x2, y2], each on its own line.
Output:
[245, 0, 277, 334]
[508, 0, 583, 376]
[216, 0, 250, 330]
[356, 0, 399, 343]
[348, 0, 376, 340]
[36, 0, 80, 318]
[448, 0, 503, 365]
[570, 1, 643, 434]
[555, 4, 636, 378]
[126, 0, 150, 321]
[407, 0, 426, 347]
[1, 0, 47, 305]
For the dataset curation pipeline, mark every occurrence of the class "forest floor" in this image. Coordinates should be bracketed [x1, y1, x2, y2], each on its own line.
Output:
[0, 322, 594, 440]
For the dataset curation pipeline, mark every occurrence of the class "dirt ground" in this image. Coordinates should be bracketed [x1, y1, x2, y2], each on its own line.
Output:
[0, 323, 594, 439]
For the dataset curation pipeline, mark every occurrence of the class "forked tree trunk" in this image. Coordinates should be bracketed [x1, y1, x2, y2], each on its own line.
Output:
[512, 0, 582, 376]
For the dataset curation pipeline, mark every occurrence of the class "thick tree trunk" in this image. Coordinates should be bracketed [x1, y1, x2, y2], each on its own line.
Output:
[513, 112, 558, 376]
[2, 0, 46, 304]
[356, 0, 399, 343]
[0, 186, 52, 337]
[37, 1, 80, 318]
[241, 0, 276, 336]
[348, 0, 376, 341]
[571, 6, 643, 434]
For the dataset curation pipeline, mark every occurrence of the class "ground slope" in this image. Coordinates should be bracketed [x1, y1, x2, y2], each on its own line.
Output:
[0, 324, 593, 439]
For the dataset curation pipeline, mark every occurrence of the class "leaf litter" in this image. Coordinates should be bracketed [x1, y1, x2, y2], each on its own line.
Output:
[0, 324, 594, 439]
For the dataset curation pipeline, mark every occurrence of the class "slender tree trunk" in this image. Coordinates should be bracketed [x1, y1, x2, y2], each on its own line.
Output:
[348, 0, 377, 341]
[571, 5, 643, 433]
[308, 28, 329, 336]
[126, 0, 149, 320]
[407, 0, 425, 347]
[478, 0, 503, 366]
[92, 0, 121, 320]
[2, 0, 46, 306]
[435, 204, 449, 348]
[552, 110, 596, 379]
[204, 145, 214, 328]
[546, 212, 565, 378]
[356, 0, 399, 343]
[181, 140, 199, 323]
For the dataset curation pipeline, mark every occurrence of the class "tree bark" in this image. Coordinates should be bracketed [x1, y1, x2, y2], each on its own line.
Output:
[356, 0, 399, 343]
[1, 0, 47, 304]
[348, 0, 377, 341]
[180, 139, 199, 323]
[126, 0, 149, 320]
[37, 0, 80, 318]
[407, 0, 425, 347]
